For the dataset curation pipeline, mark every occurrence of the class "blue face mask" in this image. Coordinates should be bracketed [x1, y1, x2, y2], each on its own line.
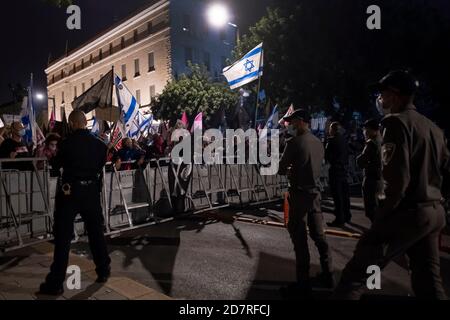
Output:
[18, 129, 26, 137]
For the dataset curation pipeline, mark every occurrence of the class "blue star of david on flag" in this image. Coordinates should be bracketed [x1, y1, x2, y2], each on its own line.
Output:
[222, 43, 264, 90]
[244, 59, 255, 73]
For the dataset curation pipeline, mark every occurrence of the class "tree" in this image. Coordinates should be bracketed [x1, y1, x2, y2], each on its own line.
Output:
[235, 0, 450, 128]
[151, 64, 238, 128]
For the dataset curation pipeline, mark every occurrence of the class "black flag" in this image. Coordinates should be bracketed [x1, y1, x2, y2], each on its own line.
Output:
[72, 70, 113, 114]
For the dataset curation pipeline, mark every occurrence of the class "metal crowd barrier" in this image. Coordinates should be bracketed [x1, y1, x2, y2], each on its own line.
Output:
[0, 158, 53, 251]
[0, 157, 289, 250]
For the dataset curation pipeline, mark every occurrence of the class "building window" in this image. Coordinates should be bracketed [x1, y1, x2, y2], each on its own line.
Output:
[90, 54, 93, 65]
[133, 30, 138, 43]
[90, 78, 94, 87]
[51, 74, 55, 84]
[81, 59, 85, 69]
[72, 64, 76, 74]
[185, 47, 193, 66]
[148, 52, 155, 72]
[121, 36, 125, 49]
[60, 107, 66, 120]
[61, 91, 65, 103]
[147, 22, 153, 34]
[82, 82, 86, 93]
[134, 58, 140, 77]
[109, 43, 113, 55]
[121, 64, 127, 81]
[61, 70, 64, 79]
[203, 51, 211, 71]
[136, 89, 141, 105]
[74, 86, 77, 98]
[149, 85, 156, 103]
[99, 49, 103, 60]
[182, 14, 191, 32]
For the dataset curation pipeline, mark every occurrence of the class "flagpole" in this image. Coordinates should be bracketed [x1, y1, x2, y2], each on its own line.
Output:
[254, 49, 263, 129]
[110, 66, 114, 130]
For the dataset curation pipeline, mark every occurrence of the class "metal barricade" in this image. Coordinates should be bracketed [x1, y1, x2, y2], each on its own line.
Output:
[0, 158, 53, 251]
[0, 156, 289, 246]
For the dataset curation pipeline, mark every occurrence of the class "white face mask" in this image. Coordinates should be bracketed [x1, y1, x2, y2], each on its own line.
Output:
[287, 124, 297, 136]
[376, 96, 391, 116]
[18, 129, 26, 137]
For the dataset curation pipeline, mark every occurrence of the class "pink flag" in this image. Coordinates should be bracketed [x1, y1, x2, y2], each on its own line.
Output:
[191, 112, 203, 133]
[181, 112, 189, 127]
[279, 104, 294, 126]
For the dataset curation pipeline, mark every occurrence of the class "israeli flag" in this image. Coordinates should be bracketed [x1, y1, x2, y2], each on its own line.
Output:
[91, 117, 99, 135]
[259, 105, 279, 141]
[115, 74, 139, 134]
[21, 74, 36, 148]
[223, 43, 263, 90]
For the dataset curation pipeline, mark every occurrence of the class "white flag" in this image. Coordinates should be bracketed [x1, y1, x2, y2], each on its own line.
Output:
[223, 43, 263, 90]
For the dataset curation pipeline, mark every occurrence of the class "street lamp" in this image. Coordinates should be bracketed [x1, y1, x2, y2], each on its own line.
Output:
[206, 3, 240, 44]
[35, 92, 56, 119]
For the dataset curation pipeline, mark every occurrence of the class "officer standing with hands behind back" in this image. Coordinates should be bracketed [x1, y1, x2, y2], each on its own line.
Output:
[39, 110, 111, 296]
[334, 70, 449, 300]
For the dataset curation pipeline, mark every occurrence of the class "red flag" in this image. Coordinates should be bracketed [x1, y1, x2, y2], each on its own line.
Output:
[181, 112, 189, 127]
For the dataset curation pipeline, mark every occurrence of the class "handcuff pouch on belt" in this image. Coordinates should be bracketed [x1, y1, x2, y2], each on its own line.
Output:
[62, 183, 71, 196]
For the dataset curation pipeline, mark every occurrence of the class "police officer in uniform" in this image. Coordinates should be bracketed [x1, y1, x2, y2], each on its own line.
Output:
[279, 109, 334, 297]
[333, 70, 449, 299]
[357, 119, 383, 222]
[325, 122, 352, 227]
[39, 110, 111, 295]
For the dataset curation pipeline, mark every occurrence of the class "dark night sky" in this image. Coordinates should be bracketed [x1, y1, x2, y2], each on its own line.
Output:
[0, 0, 273, 107]
[1, 0, 449, 109]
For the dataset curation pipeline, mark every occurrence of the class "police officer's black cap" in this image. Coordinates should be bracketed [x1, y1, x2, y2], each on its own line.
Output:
[283, 109, 311, 122]
[363, 119, 380, 131]
[370, 70, 419, 96]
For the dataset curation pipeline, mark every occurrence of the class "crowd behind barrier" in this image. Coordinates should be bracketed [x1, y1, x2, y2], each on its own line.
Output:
[0, 156, 290, 251]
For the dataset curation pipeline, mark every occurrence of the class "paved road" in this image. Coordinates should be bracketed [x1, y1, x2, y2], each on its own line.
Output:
[1, 198, 449, 300]
[71, 199, 450, 299]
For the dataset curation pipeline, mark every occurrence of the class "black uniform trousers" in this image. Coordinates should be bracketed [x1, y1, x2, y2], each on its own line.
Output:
[329, 168, 351, 223]
[334, 202, 447, 299]
[288, 188, 333, 282]
[362, 178, 383, 222]
[45, 182, 111, 287]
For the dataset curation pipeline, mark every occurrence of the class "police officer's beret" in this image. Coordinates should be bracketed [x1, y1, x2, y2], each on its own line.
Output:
[283, 109, 311, 122]
[363, 119, 380, 131]
[370, 70, 419, 96]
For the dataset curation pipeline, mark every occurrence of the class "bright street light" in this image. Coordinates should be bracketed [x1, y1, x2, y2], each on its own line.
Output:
[35, 93, 45, 101]
[206, 3, 230, 28]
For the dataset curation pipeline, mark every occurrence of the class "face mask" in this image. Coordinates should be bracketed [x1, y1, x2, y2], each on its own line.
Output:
[287, 124, 297, 136]
[18, 129, 26, 137]
[376, 96, 391, 116]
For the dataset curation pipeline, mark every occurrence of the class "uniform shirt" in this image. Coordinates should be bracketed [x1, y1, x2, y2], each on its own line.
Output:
[325, 132, 349, 171]
[379, 105, 450, 217]
[53, 129, 107, 180]
[356, 135, 382, 181]
[279, 130, 324, 192]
